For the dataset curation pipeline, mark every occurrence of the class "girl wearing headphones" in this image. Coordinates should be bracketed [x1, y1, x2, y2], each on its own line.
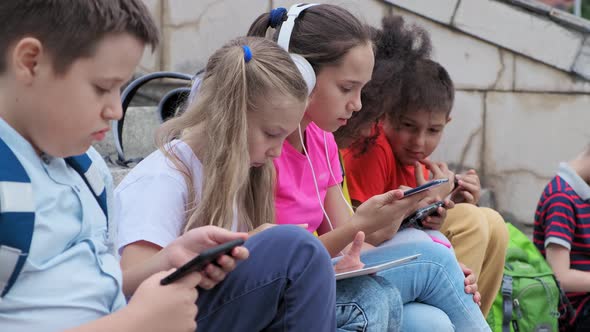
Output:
[249, 4, 490, 331]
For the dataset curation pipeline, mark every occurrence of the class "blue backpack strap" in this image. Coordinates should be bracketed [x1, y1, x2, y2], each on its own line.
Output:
[0, 138, 35, 297]
[65, 154, 108, 223]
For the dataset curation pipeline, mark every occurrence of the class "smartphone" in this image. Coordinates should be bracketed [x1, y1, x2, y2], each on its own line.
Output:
[402, 179, 449, 198]
[160, 239, 245, 285]
[401, 200, 445, 229]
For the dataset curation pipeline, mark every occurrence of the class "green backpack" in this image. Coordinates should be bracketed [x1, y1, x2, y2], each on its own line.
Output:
[486, 223, 571, 332]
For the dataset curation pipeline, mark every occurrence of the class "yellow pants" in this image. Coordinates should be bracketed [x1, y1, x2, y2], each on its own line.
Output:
[440, 203, 509, 317]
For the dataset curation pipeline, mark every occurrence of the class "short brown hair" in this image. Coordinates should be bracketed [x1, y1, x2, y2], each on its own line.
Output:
[0, 0, 159, 75]
[390, 58, 455, 120]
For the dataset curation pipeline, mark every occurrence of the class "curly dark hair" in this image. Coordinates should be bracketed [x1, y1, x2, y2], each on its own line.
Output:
[335, 14, 453, 155]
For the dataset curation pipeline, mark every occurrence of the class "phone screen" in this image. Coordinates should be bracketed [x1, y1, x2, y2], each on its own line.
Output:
[160, 239, 245, 285]
[402, 179, 449, 198]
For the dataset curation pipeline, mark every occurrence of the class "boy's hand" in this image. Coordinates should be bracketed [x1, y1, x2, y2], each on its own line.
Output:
[460, 262, 482, 306]
[165, 226, 249, 289]
[416, 160, 455, 197]
[333, 231, 365, 274]
[451, 169, 481, 205]
[126, 269, 201, 332]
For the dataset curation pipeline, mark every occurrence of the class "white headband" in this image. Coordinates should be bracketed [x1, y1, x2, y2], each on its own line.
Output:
[277, 3, 318, 96]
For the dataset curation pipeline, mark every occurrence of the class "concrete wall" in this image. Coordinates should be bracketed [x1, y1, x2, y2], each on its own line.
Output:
[130, 0, 590, 226]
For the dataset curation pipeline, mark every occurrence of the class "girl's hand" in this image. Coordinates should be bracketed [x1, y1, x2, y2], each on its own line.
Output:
[451, 169, 481, 205]
[164, 226, 249, 289]
[355, 189, 429, 239]
[460, 262, 482, 306]
[334, 231, 365, 274]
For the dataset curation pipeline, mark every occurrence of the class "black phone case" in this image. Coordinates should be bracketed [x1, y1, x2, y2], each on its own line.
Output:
[160, 238, 245, 285]
[400, 201, 445, 229]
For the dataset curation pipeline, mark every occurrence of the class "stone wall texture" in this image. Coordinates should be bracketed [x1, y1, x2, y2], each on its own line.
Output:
[125, 0, 590, 226]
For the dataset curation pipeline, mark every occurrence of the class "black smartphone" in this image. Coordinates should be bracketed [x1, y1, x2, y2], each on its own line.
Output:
[401, 200, 445, 229]
[402, 179, 449, 198]
[160, 239, 245, 285]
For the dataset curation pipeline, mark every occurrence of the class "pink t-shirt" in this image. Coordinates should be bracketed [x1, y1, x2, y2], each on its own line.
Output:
[274, 122, 343, 232]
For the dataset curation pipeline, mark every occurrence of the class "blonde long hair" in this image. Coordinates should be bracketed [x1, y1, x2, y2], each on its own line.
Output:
[157, 36, 308, 232]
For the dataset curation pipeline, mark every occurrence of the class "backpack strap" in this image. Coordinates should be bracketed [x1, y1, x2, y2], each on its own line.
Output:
[0, 140, 108, 299]
[0, 138, 35, 298]
[65, 154, 108, 221]
[502, 275, 513, 332]
[554, 276, 576, 325]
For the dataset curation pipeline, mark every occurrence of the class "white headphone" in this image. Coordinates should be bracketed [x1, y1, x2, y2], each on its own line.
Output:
[276, 3, 317, 96]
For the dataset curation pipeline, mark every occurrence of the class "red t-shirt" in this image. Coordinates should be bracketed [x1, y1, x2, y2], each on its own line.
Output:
[341, 127, 428, 203]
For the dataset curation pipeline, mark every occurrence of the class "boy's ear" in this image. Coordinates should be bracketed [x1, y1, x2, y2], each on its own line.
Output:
[12, 37, 44, 84]
[446, 116, 452, 124]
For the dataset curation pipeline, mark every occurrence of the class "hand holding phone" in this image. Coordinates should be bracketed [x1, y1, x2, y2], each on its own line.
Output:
[160, 239, 245, 285]
[402, 179, 449, 198]
[401, 200, 445, 229]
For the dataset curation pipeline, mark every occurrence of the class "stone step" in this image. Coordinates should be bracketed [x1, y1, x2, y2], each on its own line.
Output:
[94, 106, 161, 163]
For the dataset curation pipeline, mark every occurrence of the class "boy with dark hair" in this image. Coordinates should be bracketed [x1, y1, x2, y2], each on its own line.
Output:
[338, 16, 509, 317]
[0, 1, 245, 331]
[0, 2, 339, 331]
[534, 143, 590, 331]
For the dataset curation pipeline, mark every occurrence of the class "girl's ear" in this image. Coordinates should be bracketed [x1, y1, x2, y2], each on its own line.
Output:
[12, 37, 44, 84]
[446, 116, 452, 124]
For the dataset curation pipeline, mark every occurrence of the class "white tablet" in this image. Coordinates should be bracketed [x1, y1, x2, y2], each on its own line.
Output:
[335, 254, 421, 281]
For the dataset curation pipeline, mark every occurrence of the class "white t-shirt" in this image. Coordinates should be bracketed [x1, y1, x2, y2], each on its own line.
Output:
[114, 140, 239, 254]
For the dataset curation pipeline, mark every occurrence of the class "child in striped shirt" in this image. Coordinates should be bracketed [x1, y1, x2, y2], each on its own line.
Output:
[534, 143, 590, 331]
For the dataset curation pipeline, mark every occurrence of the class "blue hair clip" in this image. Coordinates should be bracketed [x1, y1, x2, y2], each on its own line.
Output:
[242, 45, 252, 63]
[269, 7, 287, 28]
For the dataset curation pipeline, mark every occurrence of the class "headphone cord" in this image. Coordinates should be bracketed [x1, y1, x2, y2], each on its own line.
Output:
[298, 125, 335, 231]
[324, 131, 354, 214]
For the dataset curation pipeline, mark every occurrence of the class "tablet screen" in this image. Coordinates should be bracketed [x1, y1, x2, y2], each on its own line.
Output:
[335, 254, 421, 280]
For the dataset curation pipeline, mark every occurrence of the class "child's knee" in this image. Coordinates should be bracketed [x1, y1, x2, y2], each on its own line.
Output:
[402, 302, 454, 332]
[444, 203, 490, 238]
[480, 207, 509, 249]
[418, 240, 460, 266]
[252, 225, 331, 265]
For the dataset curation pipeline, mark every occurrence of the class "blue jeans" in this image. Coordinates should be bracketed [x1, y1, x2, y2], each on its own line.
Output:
[195, 225, 336, 331]
[336, 276, 402, 331]
[402, 302, 453, 331]
[361, 241, 491, 331]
